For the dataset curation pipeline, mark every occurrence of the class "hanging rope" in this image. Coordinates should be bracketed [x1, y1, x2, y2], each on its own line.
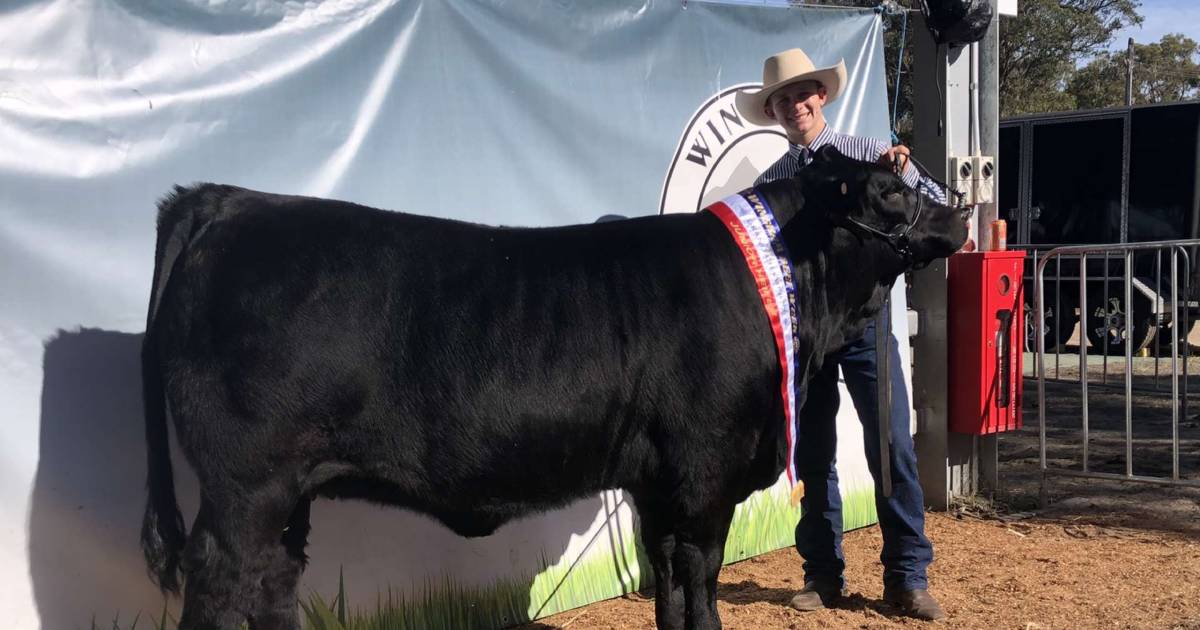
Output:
[891, 8, 909, 143]
[875, 1, 911, 144]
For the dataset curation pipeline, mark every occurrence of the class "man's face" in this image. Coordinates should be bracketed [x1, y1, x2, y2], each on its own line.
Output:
[765, 81, 827, 141]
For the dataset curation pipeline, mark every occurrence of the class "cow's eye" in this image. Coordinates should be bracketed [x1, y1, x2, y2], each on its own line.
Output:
[884, 189, 905, 203]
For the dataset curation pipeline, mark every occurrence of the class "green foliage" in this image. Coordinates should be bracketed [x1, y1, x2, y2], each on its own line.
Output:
[999, 0, 1141, 115]
[1070, 33, 1200, 109]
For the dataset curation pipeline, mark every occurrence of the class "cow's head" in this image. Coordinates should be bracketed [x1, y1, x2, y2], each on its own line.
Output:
[793, 144, 970, 268]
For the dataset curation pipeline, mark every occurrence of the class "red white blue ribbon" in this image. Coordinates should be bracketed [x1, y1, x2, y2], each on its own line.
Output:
[706, 190, 801, 488]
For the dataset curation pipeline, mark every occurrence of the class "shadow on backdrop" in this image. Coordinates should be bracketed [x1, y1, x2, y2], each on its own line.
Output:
[29, 328, 185, 628]
[29, 327, 633, 628]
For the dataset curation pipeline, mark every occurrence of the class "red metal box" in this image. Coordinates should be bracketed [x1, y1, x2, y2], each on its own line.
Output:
[947, 251, 1025, 434]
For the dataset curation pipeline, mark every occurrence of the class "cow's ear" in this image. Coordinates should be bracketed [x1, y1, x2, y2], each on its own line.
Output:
[813, 144, 844, 164]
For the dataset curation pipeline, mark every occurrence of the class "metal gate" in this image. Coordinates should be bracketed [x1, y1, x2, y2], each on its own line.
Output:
[1033, 240, 1200, 499]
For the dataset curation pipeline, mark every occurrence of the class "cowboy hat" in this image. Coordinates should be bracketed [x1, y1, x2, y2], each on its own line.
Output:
[735, 48, 848, 126]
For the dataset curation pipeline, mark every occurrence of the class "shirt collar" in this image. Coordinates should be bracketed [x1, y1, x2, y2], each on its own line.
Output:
[788, 124, 837, 164]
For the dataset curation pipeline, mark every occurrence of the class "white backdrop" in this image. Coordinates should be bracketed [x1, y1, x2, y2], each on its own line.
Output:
[0, 1, 907, 626]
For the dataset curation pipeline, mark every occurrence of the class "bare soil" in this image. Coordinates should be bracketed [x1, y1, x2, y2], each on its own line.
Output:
[519, 364, 1200, 629]
[523, 512, 1200, 630]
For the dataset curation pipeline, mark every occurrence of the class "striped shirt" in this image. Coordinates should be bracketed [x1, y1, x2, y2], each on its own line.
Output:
[754, 125, 949, 205]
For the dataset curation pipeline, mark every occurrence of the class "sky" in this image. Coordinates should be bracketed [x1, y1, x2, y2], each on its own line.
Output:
[1111, 0, 1200, 49]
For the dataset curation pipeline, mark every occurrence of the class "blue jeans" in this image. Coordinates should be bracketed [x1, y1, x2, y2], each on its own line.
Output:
[793, 318, 933, 592]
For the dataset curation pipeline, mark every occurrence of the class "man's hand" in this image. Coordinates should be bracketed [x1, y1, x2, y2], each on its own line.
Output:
[878, 144, 913, 176]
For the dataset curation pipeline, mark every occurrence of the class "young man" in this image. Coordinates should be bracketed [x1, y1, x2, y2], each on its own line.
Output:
[735, 48, 947, 621]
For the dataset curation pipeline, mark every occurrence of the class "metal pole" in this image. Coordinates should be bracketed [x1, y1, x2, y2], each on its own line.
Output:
[1172, 250, 1181, 481]
[978, 2, 1000, 244]
[970, 42, 981, 157]
[1183, 247, 1191, 436]
[1125, 250, 1134, 477]
[911, 0, 1001, 505]
[1156, 250, 1162, 389]
[1125, 37, 1135, 108]
[1104, 251, 1111, 382]
[1039, 468, 1200, 488]
[977, 0, 1001, 497]
[1037, 253, 1048, 506]
[1055, 254, 1062, 377]
[911, 9, 954, 509]
[1080, 254, 1090, 472]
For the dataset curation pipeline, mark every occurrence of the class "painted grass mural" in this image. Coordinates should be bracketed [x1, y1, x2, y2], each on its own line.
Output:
[101, 486, 877, 630]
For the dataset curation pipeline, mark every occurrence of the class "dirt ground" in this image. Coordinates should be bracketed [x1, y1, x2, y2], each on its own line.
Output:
[520, 361, 1200, 629]
[523, 512, 1200, 629]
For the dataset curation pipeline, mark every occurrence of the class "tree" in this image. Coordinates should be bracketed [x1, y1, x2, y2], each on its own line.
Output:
[1069, 34, 1200, 110]
[999, 0, 1141, 116]
[1067, 51, 1127, 110]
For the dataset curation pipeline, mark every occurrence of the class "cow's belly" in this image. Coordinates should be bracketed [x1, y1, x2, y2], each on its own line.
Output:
[312, 471, 609, 538]
[307, 410, 648, 538]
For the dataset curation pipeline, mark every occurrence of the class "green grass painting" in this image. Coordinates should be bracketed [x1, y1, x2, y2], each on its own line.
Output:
[724, 485, 877, 565]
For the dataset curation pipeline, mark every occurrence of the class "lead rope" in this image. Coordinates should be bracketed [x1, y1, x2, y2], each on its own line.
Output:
[876, 298, 894, 498]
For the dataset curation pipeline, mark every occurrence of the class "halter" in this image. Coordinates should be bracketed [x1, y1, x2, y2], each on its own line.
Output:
[841, 190, 926, 264]
[836, 153, 970, 268]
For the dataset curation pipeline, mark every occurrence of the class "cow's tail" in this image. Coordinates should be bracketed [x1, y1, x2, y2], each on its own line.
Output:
[141, 184, 210, 593]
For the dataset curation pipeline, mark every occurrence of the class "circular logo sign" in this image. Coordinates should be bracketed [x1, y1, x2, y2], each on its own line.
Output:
[659, 84, 788, 215]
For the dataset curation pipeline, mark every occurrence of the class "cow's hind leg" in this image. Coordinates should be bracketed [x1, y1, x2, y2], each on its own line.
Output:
[248, 497, 313, 630]
[179, 487, 301, 630]
[676, 503, 735, 630]
[634, 497, 685, 630]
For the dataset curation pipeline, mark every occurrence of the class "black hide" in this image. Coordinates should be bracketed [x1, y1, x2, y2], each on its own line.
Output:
[140, 146, 967, 630]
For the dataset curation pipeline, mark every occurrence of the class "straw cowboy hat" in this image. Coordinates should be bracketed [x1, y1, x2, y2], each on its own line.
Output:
[736, 48, 848, 126]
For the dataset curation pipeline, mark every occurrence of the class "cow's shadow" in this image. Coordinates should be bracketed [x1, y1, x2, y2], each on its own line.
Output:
[28, 328, 627, 629]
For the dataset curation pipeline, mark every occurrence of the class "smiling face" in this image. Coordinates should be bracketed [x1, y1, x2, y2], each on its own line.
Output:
[764, 80, 828, 145]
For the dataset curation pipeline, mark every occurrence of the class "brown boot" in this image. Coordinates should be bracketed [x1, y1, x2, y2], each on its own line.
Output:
[883, 587, 946, 621]
[788, 580, 846, 611]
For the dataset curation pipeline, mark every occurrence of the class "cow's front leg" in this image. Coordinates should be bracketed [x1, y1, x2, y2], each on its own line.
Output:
[633, 497, 685, 630]
[676, 503, 736, 630]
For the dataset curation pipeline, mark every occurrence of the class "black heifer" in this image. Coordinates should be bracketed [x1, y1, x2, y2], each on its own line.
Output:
[141, 146, 968, 630]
